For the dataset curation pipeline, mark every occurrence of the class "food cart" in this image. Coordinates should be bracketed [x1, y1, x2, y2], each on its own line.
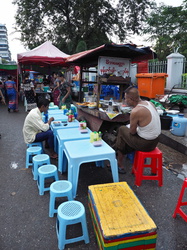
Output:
[66, 43, 156, 145]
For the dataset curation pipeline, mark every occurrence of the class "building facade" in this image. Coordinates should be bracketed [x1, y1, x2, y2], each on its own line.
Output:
[0, 24, 11, 61]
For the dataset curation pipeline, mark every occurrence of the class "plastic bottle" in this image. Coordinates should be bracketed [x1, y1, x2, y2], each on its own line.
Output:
[90, 132, 94, 143]
[98, 131, 102, 141]
[108, 98, 113, 113]
[93, 131, 97, 141]
[68, 110, 72, 122]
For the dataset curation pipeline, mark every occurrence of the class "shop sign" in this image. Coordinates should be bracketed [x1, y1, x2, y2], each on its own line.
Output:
[98, 56, 130, 77]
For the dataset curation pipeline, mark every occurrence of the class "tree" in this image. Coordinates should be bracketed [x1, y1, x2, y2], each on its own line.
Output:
[142, 2, 187, 60]
[13, 0, 154, 54]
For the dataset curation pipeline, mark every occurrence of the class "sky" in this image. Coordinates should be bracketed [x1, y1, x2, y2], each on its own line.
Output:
[0, 0, 184, 62]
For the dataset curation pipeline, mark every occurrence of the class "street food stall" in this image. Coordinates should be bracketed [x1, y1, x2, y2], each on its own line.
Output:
[66, 43, 156, 144]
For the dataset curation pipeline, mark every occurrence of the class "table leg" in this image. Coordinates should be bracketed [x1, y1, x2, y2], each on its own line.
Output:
[110, 158, 119, 182]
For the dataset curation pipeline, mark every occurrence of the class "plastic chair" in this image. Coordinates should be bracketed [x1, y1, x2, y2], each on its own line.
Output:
[173, 178, 187, 222]
[27, 142, 44, 153]
[132, 147, 163, 187]
[56, 201, 89, 250]
[37, 164, 59, 195]
[49, 180, 73, 217]
[25, 146, 42, 169]
[32, 154, 50, 180]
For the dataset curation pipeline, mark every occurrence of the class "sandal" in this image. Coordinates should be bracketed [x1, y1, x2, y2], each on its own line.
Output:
[50, 154, 58, 159]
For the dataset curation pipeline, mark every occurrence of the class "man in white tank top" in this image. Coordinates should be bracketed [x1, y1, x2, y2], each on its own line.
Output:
[114, 86, 161, 174]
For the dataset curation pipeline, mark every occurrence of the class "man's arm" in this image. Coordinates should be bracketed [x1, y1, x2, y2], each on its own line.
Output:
[129, 109, 139, 135]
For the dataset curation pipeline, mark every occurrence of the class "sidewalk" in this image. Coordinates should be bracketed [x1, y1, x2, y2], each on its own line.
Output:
[0, 102, 187, 250]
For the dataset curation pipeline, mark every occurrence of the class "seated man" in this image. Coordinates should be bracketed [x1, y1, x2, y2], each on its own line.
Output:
[23, 97, 57, 159]
[114, 86, 161, 174]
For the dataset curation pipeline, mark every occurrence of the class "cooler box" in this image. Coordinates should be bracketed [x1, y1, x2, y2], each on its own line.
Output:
[88, 182, 157, 250]
[136, 73, 168, 99]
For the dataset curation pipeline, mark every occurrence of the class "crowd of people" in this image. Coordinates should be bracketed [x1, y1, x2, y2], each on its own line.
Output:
[0, 71, 72, 113]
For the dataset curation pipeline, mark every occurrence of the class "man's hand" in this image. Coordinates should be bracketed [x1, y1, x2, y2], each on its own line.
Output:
[48, 117, 54, 125]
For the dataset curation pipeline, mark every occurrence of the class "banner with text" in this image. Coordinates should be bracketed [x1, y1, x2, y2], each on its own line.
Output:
[98, 56, 130, 77]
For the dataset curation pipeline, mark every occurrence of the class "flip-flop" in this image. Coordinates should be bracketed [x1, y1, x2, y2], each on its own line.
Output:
[50, 154, 58, 159]
[107, 165, 126, 174]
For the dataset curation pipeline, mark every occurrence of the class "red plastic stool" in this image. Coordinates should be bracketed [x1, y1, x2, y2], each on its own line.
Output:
[132, 147, 163, 187]
[173, 178, 187, 222]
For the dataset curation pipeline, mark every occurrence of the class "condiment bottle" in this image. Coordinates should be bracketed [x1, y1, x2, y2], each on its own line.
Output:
[98, 131, 102, 141]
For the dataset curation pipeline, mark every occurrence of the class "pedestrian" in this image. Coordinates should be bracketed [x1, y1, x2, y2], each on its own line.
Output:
[57, 73, 72, 110]
[112, 86, 161, 174]
[21, 72, 37, 112]
[51, 72, 60, 105]
[22, 97, 58, 159]
[0, 89, 6, 105]
[4, 75, 18, 112]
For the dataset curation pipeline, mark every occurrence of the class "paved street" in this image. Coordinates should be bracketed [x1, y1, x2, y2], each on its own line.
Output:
[1, 101, 187, 250]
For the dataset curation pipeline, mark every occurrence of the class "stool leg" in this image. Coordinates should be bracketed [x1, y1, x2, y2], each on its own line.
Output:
[57, 219, 66, 250]
[38, 175, 45, 195]
[26, 154, 30, 169]
[54, 171, 59, 181]
[158, 156, 163, 187]
[135, 154, 144, 186]
[173, 178, 187, 221]
[49, 193, 56, 217]
[81, 215, 90, 244]
[33, 162, 38, 180]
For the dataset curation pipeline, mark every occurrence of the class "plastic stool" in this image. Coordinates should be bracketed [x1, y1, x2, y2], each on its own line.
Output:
[56, 201, 89, 250]
[132, 147, 163, 187]
[32, 154, 50, 180]
[49, 180, 73, 217]
[26, 146, 42, 168]
[173, 178, 187, 222]
[27, 142, 43, 152]
[38, 164, 59, 195]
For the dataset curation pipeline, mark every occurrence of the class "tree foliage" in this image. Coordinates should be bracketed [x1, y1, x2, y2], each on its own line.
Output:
[13, 0, 153, 54]
[142, 1, 187, 60]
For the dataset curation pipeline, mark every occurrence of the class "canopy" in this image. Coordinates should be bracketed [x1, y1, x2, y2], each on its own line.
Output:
[66, 43, 157, 67]
[17, 41, 69, 66]
[0, 64, 17, 76]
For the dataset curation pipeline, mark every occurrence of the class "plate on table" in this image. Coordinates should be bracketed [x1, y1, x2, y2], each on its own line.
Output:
[53, 121, 61, 126]
[92, 141, 102, 147]
[88, 106, 96, 109]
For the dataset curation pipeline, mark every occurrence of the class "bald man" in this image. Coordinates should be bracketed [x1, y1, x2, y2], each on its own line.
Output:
[114, 86, 161, 174]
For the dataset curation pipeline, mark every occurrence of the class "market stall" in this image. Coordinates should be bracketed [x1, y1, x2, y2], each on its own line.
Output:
[65, 43, 156, 143]
[17, 41, 70, 106]
[17, 41, 70, 85]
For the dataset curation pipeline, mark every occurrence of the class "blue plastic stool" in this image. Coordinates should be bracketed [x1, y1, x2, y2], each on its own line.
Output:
[26, 146, 42, 168]
[49, 180, 73, 217]
[56, 201, 89, 250]
[32, 154, 50, 180]
[27, 142, 44, 153]
[38, 164, 59, 195]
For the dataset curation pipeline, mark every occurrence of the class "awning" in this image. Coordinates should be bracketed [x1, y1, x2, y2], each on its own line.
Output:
[66, 43, 156, 67]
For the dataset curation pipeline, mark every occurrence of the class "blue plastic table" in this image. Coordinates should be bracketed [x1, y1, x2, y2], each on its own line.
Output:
[48, 109, 64, 115]
[63, 139, 119, 198]
[51, 120, 79, 152]
[57, 128, 92, 173]
[48, 113, 68, 121]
